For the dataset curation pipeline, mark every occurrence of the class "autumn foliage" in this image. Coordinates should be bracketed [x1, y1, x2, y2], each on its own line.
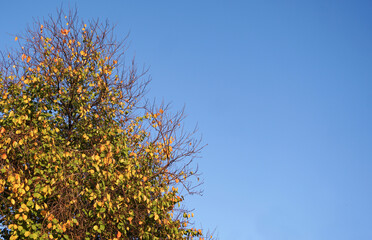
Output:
[0, 9, 206, 240]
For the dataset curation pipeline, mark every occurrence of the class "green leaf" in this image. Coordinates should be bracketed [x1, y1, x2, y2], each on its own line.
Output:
[30, 233, 38, 239]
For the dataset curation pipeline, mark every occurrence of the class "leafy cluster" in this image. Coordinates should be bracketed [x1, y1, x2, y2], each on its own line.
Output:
[0, 10, 207, 240]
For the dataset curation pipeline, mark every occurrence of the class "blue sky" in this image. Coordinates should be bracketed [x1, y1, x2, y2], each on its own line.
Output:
[1, 1, 372, 239]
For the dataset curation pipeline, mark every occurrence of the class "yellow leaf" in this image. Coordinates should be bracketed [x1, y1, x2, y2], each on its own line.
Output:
[15, 37, 18, 41]
[100, 145, 105, 152]
[21, 203, 28, 212]
[11, 199, 15, 205]
[24, 231, 31, 237]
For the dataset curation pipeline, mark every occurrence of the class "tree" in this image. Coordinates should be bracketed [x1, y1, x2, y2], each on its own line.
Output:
[0, 9, 208, 240]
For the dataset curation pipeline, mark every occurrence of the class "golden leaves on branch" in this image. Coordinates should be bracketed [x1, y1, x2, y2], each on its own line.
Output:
[0, 10, 207, 240]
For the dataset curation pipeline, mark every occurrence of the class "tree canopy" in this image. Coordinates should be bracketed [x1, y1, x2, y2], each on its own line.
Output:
[0, 9, 208, 240]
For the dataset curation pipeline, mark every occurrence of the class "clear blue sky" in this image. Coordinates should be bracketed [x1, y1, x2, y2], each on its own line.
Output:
[1, 1, 372, 239]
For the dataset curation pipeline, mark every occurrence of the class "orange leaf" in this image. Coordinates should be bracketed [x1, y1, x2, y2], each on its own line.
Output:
[15, 36, 18, 41]
[0, 127, 5, 134]
[1, 153, 6, 160]
[117, 231, 122, 238]
[60, 29, 70, 36]
[21, 54, 26, 61]
[27, 56, 31, 63]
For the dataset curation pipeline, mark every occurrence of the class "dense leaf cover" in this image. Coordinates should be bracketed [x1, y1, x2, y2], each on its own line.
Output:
[0, 10, 206, 240]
